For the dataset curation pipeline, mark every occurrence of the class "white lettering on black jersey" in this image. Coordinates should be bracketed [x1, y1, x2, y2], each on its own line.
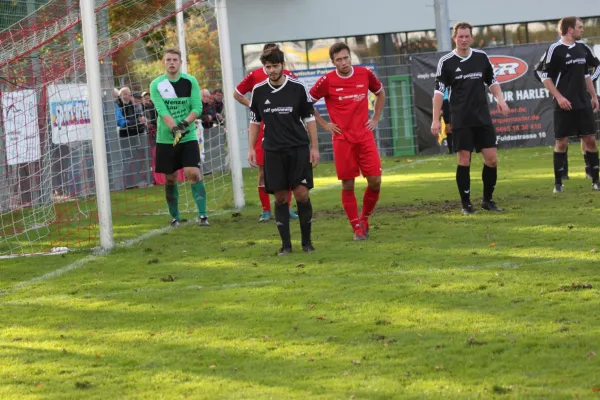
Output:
[250, 76, 315, 151]
[537, 40, 600, 110]
[434, 49, 498, 129]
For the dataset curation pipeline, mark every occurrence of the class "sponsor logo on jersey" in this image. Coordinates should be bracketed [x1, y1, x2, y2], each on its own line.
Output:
[489, 55, 529, 84]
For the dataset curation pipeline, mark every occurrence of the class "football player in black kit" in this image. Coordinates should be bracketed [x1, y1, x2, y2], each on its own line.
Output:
[431, 22, 510, 215]
[536, 16, 600, 193]
[248, 46, 320, 255]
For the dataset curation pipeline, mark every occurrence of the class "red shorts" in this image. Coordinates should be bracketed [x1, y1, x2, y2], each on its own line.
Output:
[333, 138, 382, 180]
[254, 126, 265, 166]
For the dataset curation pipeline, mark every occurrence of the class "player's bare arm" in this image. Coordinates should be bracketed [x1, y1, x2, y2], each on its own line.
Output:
[233, 91, 251, 108]
[247, 122, 259, 168]
[314, 109, 341, 135]
[306, 120, 320, 168]
[543, 79, 572, 110]
[366, 89, 385, 131]
[585, 76, 599, 112]
[489, 84, 510, 116]
[431, 92, 443, 136]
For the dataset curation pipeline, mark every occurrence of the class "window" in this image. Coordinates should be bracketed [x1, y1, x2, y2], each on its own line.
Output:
[472, 25, 505, 48]
[347, 35, 380, 63]
[306, 38, 343, 68]
[527, 21, 558, 43]
[280, 40, 308, 70]
[242, 43, 268, 72]
[583, 17, 600, 44]
[407, 30, 436, 53]
[389, 32, 408, 55]
[505, 23, 527, 45]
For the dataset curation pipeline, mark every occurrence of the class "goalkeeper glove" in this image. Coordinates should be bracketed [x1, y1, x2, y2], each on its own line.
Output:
[177, 120, 190, 130]
[171, 125, 186, 146]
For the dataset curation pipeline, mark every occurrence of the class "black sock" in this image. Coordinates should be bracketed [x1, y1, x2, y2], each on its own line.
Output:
[583, 152, 591, 177]
[456, 165, 471, 205]
[563, 147, 569, 176]
[482, 164, 497, 202]
[297, 198, 313, 246]
[553, 152, 566, 185]
[587, 151, 599, 183]
[275, 201, 291, 249]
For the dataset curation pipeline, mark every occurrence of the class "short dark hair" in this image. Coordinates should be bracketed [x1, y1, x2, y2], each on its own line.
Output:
[213, 88, 223, 94]
[263, 43, 278, 51]
[329, 42, 350, 61]
[163, 47, 182, 59]
[558, 16, 581, 36]
[260, 46, 285, 65]
[452, 22, 473, 37]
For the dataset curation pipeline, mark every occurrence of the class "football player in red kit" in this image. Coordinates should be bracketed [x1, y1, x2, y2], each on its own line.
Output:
[310, 42, 385, 240]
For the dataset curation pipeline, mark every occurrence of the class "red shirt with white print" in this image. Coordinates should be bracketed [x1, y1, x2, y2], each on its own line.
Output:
[309, 66, 382, 143]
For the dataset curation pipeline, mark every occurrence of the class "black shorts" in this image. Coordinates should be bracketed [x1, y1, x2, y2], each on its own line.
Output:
[442, 100, 451, 125]
[554, 108, 595, 139]
[452, 125, 497, 152]
[155, 140, 200, 174]
[264, 146, 314, 194]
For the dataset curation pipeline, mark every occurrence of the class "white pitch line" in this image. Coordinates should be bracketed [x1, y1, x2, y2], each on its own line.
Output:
[1, 157, 442, 297]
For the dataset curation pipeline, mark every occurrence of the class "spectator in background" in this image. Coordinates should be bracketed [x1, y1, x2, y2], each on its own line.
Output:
[142, 91, 157, 128]
[116, 87, 146, 137]
[488, 36, 498, 47]
[133, 92, 144, 114]
[200, 88, 218, 129]
[213, 88, 224, 116]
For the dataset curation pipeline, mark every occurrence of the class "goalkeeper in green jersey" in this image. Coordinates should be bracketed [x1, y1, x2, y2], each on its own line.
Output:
[150, 48, 208, 227]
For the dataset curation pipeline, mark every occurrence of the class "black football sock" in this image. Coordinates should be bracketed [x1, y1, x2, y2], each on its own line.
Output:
[275, 201, 291, 249]
[583, 151, 591, 177]
[482, 164, 497, 202]
[456, 165, 471, 206]
[562, 147, 569, 176]
[296, 198, 313, 247]
[553, 152, 566, 185]
[587, 151, 599, 183]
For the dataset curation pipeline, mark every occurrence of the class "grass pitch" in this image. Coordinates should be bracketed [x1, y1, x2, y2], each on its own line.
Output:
[1, 146, 600, 399]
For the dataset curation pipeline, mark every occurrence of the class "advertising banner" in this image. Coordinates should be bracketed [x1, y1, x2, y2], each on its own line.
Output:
[1, 89, 41, 165]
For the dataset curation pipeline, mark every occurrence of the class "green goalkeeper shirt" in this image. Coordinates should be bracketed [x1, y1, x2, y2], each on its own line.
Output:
[149, 72, 203, 145]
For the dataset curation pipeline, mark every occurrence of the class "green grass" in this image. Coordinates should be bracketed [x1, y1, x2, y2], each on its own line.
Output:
[2, 146, 600, 399]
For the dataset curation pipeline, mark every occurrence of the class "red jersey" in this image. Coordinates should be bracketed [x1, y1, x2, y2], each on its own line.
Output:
[309, 66, 382, 143]
[236, 68, 297, 141]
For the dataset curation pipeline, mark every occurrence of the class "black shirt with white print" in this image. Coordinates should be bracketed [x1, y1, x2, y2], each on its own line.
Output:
[434, 49, 498, 129]
[537, 40, 600, 110]
[250, 76, 315, 151]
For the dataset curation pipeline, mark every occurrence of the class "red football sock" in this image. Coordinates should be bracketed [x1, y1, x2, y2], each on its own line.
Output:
[361, 187, 380, 220]
[342, 189, 361, 232]
[258, 186, 271, 212]
[288, 188, 293, 209]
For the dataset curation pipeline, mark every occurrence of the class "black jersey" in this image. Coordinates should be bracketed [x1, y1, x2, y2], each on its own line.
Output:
[536, 40, 600, 110]
[250, 76, 315, 151]
[434, 49, 498, 129]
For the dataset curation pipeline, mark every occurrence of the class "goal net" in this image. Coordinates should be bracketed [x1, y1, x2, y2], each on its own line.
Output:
[0, 0, 239, 257]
